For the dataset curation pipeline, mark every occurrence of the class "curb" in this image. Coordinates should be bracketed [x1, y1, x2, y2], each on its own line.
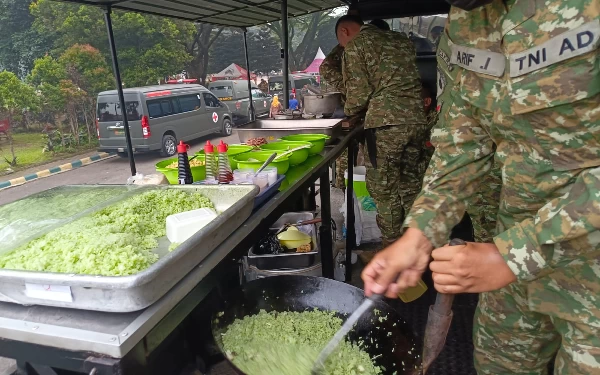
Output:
[0, 152, 115, 190]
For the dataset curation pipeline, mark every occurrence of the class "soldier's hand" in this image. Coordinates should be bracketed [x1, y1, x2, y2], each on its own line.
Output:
[362, 228, 433, 298]
[430, 242, 517, 293]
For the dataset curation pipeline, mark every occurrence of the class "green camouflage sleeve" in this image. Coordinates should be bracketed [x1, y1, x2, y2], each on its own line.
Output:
[404, 94, 496, 248]
[320, 45, 345, 96]
[341, 40, 371, 117]
[494, 167, 600, 282]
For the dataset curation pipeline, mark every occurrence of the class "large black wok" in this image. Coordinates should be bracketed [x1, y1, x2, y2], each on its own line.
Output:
[212, 276, 421, 375]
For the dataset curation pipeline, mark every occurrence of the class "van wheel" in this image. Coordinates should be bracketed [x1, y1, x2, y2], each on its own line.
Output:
[221, 119, 233, 136]
[161, 134, 177, 157]
[117, 152, 128, 158]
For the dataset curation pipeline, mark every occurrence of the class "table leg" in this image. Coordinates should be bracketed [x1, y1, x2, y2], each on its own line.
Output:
[319, 168, 333, 279]
[345, 140, 356, 282]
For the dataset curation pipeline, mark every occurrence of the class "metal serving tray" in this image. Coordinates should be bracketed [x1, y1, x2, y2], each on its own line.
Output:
[0, 184, 258, 312]
[247, 212, 319, 270]
[236, 119, 342, 145]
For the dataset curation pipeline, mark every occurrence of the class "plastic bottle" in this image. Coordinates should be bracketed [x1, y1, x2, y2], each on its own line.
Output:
[217, 140, 233, 184]
[177, 141, 193, 184]
[204, 140, 216, 181]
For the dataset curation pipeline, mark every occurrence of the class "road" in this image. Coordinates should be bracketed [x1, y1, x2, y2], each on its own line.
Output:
[0, 132, 239, 206]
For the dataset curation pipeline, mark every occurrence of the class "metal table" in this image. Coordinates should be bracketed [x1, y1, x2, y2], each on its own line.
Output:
[0, 124, 363, 375]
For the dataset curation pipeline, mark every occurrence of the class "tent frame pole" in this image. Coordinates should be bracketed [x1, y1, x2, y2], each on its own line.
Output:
[242, 28, 256, 122]
[281, 0, 289, 109]
[103, 5, 136, 176]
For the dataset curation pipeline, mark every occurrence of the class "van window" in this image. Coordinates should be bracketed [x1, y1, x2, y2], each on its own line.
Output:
[268, 80, 291, 92]
[203, 93, 221, 108]
[178, 94, 201, 112]
[147, 98, 175, 118]
[251, 89, 265, 98]
[97, 97, 142, 122]
[210, 85, 233, 99]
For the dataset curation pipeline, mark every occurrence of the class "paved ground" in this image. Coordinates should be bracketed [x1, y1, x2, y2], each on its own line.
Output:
[0, 132, 238, 206]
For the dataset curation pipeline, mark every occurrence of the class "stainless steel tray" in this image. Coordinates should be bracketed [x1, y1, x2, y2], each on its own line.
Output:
[0, 184, 258, 312]
[236, 119, 342, 145]
[247, 212, 319, 269]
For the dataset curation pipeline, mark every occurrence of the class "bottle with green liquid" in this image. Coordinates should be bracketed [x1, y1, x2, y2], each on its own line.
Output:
[398, 279, 428, 303]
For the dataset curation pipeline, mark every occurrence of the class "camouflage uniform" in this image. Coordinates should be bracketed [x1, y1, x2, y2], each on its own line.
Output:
[321, 45, 349, 190]
[343, 25, 428, 247]
[435, 25, 503, 243]
[405, 1, 600, 373]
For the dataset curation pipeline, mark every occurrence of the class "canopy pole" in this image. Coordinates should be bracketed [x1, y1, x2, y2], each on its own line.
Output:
[103, 5, 136, 176]
[242, 28, 255, 122]
[280, 0, 289, 109]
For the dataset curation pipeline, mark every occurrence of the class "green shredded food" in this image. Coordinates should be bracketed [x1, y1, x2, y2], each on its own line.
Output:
[0, 190, 214, 276]
[221, 309, 382, 375]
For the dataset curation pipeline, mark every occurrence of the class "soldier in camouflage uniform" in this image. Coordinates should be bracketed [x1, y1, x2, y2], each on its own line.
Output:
[337, 15, 428, 247]
[363, 1, 600, 373]
[320, 45, 349, 190]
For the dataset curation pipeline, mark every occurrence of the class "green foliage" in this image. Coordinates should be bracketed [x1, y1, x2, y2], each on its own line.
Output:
[0, 0, 50, 77]
[0, 71, 39, 115]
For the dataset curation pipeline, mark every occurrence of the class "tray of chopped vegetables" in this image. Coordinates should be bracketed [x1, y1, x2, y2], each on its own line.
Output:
[0, 184, 258, 312]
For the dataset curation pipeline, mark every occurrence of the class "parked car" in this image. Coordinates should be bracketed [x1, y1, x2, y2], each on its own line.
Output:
[96, 84, 232, 157]
[208, 80, 272, 125]
[268, 73, 320, 107]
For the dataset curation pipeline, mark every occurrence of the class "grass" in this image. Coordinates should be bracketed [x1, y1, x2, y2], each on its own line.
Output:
[0, 133, 98, 177]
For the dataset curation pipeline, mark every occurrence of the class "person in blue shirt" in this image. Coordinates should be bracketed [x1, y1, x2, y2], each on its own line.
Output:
[289, 94, 299, 110]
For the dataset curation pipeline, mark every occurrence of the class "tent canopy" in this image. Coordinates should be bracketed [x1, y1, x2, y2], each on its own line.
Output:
[303, 47, 325, 74]
[211, 63, 258, 81]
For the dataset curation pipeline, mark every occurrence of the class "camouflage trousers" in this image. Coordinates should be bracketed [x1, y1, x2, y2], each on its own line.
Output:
[365, 125, 430, 247]
[474, 282, 600, 374]
[466, 164, 502, 242]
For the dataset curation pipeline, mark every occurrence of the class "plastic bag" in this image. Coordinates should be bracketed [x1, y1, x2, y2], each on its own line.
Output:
[127, 173, 168, 185]
[254, 234, 284, 255]
[340, 189, 363, 246]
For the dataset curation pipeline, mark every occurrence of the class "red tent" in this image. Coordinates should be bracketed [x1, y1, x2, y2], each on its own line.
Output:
[302, 48, 326, 74]
[211, 63, 257, 82]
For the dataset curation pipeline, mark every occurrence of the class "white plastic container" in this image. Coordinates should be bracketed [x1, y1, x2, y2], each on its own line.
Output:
[166, 207, 218, 244]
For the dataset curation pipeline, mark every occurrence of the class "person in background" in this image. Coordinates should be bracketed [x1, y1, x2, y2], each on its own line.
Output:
[269, 95, 282, 118]
[321, 15, 393, 190]
[258, 78, 268, 94]
[369, 19, 390, 31]
[289, 94, 299, 111]
[363, 1, 600, 373]
[337, 15, 428, 251]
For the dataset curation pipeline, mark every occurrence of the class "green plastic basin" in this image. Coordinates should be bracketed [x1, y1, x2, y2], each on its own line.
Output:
[233, 151, 290, 175]
[259, 141, 311, 165]
[195, 144, 253, 170]
[156, 155, 206, 184]
[280, 134, 330, 155]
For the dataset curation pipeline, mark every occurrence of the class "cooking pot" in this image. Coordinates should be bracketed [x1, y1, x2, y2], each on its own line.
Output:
[303, 92, 342, 116]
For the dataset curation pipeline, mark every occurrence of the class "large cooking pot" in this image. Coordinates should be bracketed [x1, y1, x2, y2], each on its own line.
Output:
[212, 275, 421, 375]
[303, 92, 342, 116]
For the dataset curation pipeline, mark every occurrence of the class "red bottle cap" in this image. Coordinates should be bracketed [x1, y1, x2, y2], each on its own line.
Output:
[217, 140, 228, 153]
[204, 140, 214, 153]
[177, 141, 189, 153]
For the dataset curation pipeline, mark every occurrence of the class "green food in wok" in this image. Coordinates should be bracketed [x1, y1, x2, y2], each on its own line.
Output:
[0, 189, 214, 276]
[221, 309, 382, 375]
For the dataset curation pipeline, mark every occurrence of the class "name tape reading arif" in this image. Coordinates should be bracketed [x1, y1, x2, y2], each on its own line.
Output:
[449, 20, 599, 78]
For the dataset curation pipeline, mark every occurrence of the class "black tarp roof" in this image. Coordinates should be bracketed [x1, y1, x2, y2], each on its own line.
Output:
[58, 0, 450, 27]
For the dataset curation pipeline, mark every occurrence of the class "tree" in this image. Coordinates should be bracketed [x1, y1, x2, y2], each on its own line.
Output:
[209, 27, 282, 75]
[0, 71, 39, 166]
[267, 10, 341, 72]
[31, 0, 192, 87]
[0, 0, 50, 77]
[174, 22, 224, 83]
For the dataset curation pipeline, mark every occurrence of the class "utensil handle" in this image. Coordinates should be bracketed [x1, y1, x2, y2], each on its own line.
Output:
[255, 153, 277, 176]
[431, 238, 465, 315]
[295, 218, 322, 226]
